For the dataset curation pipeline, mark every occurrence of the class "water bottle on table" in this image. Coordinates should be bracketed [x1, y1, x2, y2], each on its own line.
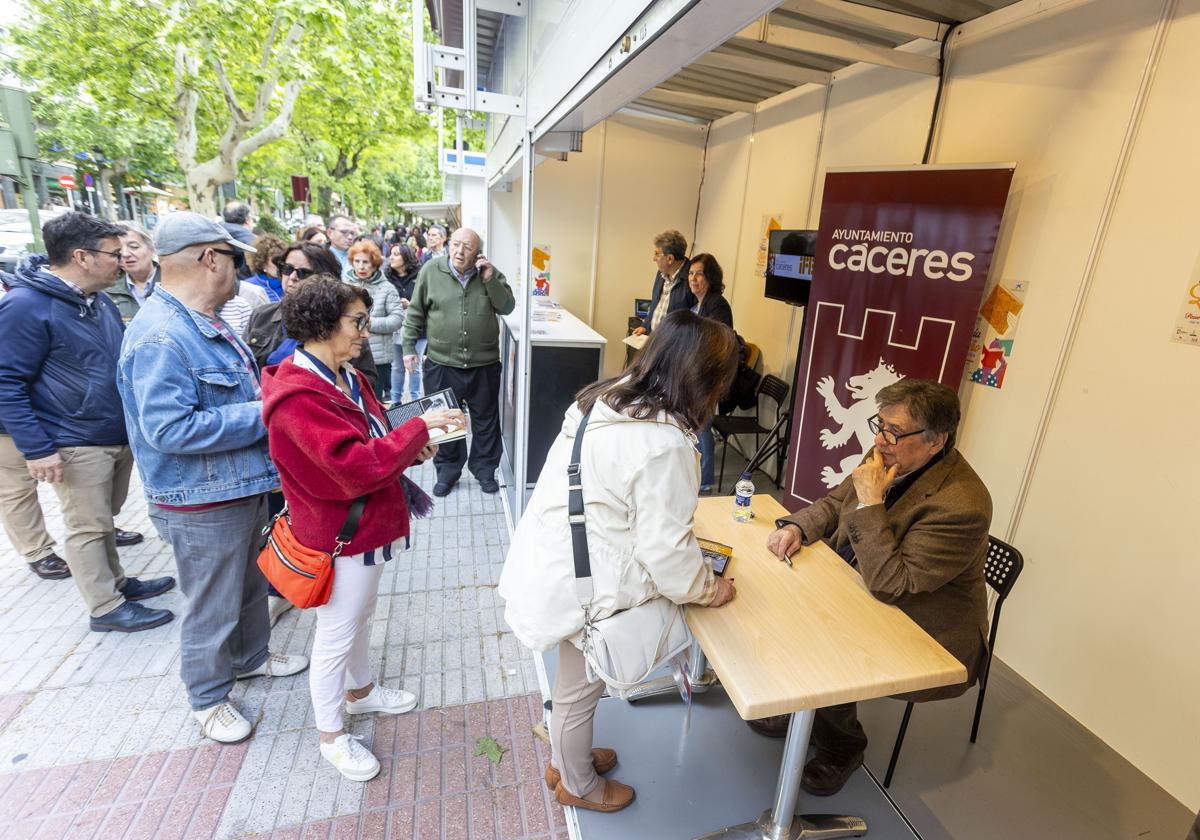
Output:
[732, 471, 754, 522]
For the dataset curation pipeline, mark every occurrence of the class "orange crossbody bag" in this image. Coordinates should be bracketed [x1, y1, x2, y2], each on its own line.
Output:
[256, 496, 367, 609]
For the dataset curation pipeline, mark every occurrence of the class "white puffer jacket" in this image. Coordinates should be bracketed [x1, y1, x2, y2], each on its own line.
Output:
[499, 398, 712, 652]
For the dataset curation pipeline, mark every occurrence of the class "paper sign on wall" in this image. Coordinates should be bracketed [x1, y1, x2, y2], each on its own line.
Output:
[1170, 276, 1200, 347]
[966, 279, 1029, 389]
[532, 245, 551, 296]
[756, 215, 783, 278]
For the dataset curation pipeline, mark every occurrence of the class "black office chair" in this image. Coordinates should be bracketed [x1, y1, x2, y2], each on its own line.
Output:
[882, 536, 1024, 788]
[712, 374, 790, 493]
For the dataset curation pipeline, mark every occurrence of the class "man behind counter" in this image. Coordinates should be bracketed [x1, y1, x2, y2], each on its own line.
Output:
[754, 378, 992, 797]
[632, 229, 694, 337]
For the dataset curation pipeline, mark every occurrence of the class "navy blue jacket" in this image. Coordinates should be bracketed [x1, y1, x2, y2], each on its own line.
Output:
[642, 262, 695, 333]
[0, 256, 128, 459]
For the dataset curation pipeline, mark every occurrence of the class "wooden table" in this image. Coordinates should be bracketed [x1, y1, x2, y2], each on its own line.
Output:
[687, 495, 966, 840]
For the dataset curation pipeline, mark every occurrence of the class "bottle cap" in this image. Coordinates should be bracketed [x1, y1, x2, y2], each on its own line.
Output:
[740, 471, 752, 480]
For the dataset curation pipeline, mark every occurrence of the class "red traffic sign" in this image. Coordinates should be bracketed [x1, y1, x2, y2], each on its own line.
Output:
[58, 175, 77, 190]
[290, 175, 310, 203]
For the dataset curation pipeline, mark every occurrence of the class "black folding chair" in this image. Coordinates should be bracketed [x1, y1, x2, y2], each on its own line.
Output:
[712, 374, 790, 493]
[883, 536, 1025, 787]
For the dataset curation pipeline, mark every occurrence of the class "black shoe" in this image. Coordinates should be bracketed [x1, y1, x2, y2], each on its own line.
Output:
[29, 554, 71, 580]
[433, 475, 459, 497]
[120, 576, 176, 601]
[800, 754, 863, 797]
[90, 601, 174, 633]
[114, 529, 144, 547]
[747, 714, 790, 738]
[477, 475, 500, 494]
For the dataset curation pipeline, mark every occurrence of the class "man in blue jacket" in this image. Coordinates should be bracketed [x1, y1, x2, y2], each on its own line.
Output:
[0, 213, 176, 632]
[118, 211, 308, 745]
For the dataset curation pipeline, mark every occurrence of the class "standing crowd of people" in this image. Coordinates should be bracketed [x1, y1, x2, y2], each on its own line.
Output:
[0, 205, 511, 782]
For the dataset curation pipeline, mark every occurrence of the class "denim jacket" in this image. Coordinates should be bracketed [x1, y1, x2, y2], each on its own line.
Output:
[117, 285, 278, 505]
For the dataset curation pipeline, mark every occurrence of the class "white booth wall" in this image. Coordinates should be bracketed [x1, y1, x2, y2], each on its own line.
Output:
[501, 0, 1199, 809]
[519, 114, 706, 378]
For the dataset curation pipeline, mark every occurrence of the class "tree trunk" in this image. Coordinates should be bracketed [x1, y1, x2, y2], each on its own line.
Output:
[317, 185, 333, 219]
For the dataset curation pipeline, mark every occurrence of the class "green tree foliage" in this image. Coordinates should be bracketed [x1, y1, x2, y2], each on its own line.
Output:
[5, 0, 438, 220]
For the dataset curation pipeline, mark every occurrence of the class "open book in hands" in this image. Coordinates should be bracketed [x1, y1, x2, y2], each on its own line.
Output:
[385, 389, 469, 444]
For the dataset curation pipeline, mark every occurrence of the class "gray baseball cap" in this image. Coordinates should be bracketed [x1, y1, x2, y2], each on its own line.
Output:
[153, 211, 257, 256]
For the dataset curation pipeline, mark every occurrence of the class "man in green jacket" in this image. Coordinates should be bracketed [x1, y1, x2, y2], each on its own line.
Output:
[401, 228, 515, 496]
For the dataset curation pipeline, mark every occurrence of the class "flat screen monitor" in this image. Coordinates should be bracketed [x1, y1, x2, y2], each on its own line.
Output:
[765, 229, 817, 306]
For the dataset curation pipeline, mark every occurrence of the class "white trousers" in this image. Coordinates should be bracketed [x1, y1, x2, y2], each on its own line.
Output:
[310, 558, 385, 732]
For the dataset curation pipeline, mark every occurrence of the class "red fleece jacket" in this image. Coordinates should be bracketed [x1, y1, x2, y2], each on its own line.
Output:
[261, 356, 429, 555]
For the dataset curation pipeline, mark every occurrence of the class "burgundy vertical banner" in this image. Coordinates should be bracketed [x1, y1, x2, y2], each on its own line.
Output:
[784, 165, 1014, 508]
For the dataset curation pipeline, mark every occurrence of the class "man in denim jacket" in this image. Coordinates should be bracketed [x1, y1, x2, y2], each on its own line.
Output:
[117, 212, 309, 745]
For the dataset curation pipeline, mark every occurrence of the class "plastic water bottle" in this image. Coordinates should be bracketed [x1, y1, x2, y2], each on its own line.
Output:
[732, 472, 755, 522]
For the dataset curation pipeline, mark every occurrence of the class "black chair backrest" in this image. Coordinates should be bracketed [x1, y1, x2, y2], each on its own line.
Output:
[758, 374, 790, 409]
[984, 536, 1023, 602]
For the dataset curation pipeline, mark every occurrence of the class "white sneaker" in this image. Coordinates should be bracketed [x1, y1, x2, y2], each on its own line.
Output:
[236, 651, 309, 679]
[320, 733, 381, 781]
[268, 595, 294, 626]
[193, 702, 252, 743]
[345, 684, 418, 716]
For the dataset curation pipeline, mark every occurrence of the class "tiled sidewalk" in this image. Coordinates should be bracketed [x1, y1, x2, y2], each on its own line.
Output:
[0, 462, 564, 839]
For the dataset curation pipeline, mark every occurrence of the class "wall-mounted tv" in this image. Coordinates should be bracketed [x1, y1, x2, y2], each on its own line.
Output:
[765, 229, 817, 307]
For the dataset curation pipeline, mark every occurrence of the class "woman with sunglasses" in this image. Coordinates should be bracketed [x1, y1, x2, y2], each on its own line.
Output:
[242, 242, 377, 386]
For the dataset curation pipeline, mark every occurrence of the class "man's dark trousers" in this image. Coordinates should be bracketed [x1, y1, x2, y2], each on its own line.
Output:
[424, 359, 503, 482]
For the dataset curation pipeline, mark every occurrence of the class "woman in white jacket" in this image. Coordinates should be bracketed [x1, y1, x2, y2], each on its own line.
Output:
[499, 311, 739, 813]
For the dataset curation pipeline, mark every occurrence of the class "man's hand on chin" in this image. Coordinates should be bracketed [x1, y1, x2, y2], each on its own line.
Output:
[852, 449, 896, 507]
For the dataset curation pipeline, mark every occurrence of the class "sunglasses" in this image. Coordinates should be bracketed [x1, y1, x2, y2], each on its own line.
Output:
[276, 260, 317, 280]
[199, 247, 246, 270]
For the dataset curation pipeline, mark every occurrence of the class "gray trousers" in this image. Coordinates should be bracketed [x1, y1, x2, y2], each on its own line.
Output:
[149, 495, 270, 710]
[551, 641, 607, 798]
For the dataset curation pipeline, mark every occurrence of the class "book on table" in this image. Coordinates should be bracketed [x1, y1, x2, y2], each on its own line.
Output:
[384, 389, 468, 444]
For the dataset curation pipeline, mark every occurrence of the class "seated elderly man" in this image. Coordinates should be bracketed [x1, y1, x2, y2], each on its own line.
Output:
[752, 378, 991, 797]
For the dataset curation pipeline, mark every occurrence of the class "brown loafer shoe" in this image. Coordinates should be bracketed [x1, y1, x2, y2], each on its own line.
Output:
[747, 714, 790, 738]
[554, 778, 635, 813]
[544, 748, 618, 790]
[800, 754, 863, 797]
[29, 554, 71, 580]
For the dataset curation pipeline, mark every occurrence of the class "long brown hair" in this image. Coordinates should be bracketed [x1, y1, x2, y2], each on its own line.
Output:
[576, 310, 739, 430]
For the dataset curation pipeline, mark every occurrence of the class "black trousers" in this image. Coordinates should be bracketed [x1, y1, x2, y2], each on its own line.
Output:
[423, 360, 503, 482]
[812, 702, 868, 763]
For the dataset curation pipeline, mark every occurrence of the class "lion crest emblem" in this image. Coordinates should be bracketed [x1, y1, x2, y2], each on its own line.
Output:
[815, 359, 905, 488]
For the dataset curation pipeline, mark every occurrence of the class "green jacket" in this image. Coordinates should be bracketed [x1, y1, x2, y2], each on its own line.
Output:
[102, 265, 159, 322]
[400, 256, 515, 368]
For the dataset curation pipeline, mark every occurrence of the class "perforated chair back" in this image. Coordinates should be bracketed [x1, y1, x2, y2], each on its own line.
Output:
[984, 537, 1023, 602]
[758, 374, 790, 412]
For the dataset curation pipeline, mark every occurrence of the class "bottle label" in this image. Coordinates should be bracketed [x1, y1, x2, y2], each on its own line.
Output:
[734, 494, 751, 507]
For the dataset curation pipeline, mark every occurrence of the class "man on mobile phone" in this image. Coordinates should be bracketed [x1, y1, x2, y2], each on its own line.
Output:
[400, 227, 515, 496]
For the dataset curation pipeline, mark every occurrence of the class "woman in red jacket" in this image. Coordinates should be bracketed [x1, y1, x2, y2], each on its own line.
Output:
[262, 275, 464, 782]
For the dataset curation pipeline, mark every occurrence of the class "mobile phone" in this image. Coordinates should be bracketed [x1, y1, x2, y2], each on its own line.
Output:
[697, 538, 732, 576]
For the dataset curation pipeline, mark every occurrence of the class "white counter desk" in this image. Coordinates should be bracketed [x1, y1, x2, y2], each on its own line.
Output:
[499, 298, 606, 498]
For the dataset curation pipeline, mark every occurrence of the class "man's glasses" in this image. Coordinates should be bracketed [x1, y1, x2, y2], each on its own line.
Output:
[199, 247, 245, 270]
[82, 247, 123, 259]
[276, 260, 317, 280]
[867, 414, 927, 446]
[341, 313, 371, 332]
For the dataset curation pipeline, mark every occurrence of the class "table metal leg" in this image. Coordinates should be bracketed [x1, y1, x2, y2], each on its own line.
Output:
[693, 711, 868, 840]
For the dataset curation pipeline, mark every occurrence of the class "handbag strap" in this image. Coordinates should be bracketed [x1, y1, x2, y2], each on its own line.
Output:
[331, 496, 369, 558]
[568, 408, 594, 606]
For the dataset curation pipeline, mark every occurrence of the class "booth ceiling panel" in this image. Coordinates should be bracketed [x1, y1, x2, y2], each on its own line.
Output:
[724, 39, 847, 73]
[691, 50, 834, 87]
[669, 68, 789, 100]
[851, 0, 999, 23]
[770, 8, 909, 48]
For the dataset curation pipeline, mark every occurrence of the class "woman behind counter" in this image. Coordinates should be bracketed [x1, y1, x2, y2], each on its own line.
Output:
[687, 253, 734, 493]
[262, 276, 464, 782]
[499, 311, 739, 813]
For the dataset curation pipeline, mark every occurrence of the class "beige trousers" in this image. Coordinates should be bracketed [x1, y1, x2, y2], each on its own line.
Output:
[0, 435, 56, 564]
[50, 445, 133, 617]
[551, 640, 607, 798]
